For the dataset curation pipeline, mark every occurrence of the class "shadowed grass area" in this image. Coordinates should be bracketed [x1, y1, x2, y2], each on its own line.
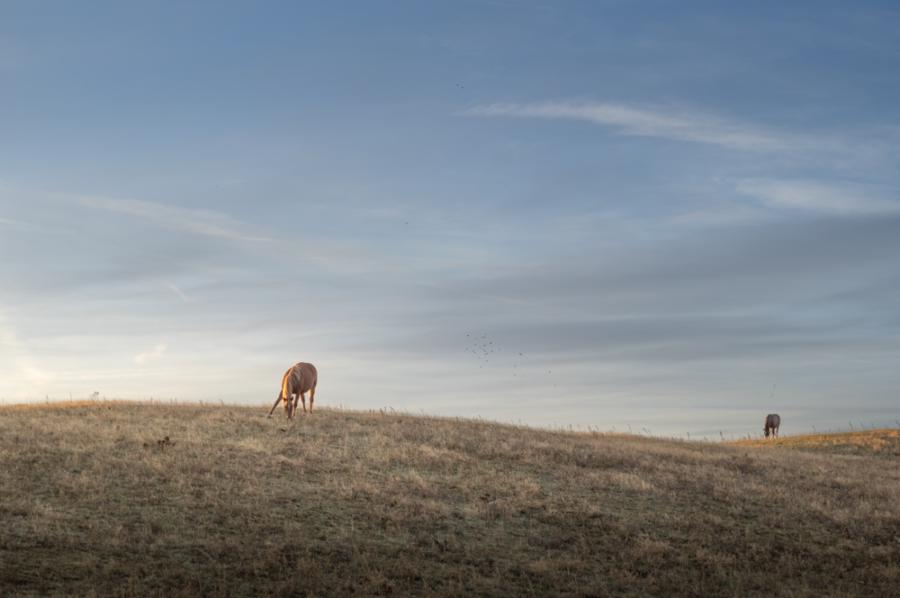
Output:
[1, 402, 899, 596]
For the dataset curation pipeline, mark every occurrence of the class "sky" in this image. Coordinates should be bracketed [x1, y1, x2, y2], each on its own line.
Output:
[2, 1, 900, 437]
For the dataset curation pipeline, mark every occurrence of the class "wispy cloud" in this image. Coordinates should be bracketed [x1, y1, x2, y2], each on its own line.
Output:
[166, 282, 192, 303]
[44, 189, 373, 273]
[0, 312, 49, 389]
[737, 179, 900, 216]
[465, 102, 817, 152]
[0, 217, 31, 228]
[670, 205, 768, 227]
[134, 343, 167, 365]
[72, 195, 273, 242]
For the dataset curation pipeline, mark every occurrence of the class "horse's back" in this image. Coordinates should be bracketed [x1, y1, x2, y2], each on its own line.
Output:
[765, 413, 780, 428]
[289, 362, 317, 393]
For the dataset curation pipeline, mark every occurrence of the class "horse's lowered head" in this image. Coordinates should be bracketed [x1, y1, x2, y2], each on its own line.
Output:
[281, 375, 295, 418]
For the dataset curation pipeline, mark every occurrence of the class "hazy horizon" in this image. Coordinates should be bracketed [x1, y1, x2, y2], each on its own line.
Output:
[3, 1, 899, 437]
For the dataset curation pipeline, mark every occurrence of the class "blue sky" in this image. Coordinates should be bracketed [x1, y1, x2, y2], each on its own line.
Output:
[2, 1, 899, 436]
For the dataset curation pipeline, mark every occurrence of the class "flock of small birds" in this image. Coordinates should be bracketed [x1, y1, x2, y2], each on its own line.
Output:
[465, 333, 547, 380]
[464, 333, 498, 369]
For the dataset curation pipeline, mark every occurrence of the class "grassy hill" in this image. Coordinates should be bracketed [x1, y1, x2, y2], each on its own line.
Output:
[1, 402, 899, 597]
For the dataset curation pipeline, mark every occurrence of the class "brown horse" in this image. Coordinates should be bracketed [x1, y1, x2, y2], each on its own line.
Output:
[764, 413, 781, 438]
[267, 362, 318, 419]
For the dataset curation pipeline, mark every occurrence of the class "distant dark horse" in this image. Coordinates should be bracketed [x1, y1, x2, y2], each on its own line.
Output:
[764, 414, 781, 438]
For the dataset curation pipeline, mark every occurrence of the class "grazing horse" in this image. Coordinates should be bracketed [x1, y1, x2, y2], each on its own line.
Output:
[268, 362, 318, 419]
[764, 413, 781, 438]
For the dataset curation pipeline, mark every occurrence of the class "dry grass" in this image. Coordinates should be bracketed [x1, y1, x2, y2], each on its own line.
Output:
[732, 428, 900, 457]
[1, 402, 899, 597]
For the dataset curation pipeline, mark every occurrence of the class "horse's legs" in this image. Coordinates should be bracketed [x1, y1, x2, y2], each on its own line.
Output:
[309, 384, 316, 413]
[300, 392, 307, 413]
[268, 393, 283, 417]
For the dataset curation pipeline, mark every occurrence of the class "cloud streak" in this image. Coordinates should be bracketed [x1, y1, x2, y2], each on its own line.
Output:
[737, 179, 900, 216]
[397, 214, 900, 361]
[0, 217, 33, 228]
[64, 192, 375, 271]
[72, 195, 273, 242]
[466, 102, 820, 152]
[0, 312, 50, 391]
[166, 282, 192, 303]
[134, 343, 167, 365]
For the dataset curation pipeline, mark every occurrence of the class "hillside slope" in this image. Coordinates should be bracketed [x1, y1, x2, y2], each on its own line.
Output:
[1, 402, 899, 597]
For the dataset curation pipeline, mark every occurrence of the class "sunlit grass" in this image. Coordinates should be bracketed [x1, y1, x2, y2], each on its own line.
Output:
[732, 428, 900, 456]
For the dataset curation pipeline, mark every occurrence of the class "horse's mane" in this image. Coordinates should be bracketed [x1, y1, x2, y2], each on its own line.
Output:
[281, 369, 292, 401]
